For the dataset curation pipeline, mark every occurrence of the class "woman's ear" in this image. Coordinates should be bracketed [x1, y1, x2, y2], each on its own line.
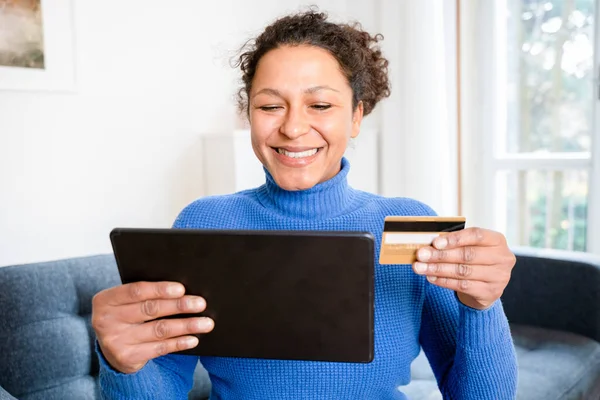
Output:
[351, 101, 364, 138]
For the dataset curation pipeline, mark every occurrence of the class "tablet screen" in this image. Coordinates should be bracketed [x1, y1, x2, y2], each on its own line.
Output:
[110, 228, 375, 363]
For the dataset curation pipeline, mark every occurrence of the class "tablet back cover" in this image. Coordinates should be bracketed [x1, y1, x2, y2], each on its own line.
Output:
[110, 228, 374, 363]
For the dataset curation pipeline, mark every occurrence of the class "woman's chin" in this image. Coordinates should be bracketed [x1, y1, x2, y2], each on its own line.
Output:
[272, 173, 318, 192]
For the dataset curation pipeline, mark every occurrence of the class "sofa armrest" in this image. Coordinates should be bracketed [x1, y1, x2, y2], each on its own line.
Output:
[502, 246, 600, 343]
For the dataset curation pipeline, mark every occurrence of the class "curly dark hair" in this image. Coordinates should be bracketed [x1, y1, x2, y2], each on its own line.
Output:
[233, 8, 391, 117]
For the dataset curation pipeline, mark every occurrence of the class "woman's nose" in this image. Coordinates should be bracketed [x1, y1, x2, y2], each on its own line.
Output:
[280, 107, 310, 139]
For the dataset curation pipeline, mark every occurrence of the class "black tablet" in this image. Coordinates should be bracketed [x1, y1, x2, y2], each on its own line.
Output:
[109, 228, 375, 363]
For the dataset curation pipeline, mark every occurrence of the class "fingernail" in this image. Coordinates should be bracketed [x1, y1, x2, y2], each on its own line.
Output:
[167, 284, 184, 296]
[435, 237, 448, 249]
[191, 298, 205, 310]
[418, 248, 431, 261]
[183, 337, 199, 348]
[414, 262, 427, 274]
[427, 276, 437, 283]
[196, 318, 214, 330]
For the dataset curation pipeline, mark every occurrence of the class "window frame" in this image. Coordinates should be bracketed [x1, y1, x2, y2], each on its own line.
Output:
[461, 0, 599, 254]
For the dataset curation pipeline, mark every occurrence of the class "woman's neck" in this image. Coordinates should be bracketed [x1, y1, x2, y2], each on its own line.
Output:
[256, 157, 357, 219]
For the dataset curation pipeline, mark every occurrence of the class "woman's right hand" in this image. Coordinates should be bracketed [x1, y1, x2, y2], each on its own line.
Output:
[91, 281, 214, 374]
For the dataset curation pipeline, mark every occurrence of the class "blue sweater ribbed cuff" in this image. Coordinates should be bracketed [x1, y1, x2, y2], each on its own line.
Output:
[95, 340, 161, 400]
[457, 299, 513, 351]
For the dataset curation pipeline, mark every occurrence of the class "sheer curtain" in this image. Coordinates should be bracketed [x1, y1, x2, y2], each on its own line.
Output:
[378, 0, 459, 217]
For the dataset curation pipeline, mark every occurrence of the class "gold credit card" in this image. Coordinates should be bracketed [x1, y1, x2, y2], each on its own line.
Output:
[379, 216, 466, 265]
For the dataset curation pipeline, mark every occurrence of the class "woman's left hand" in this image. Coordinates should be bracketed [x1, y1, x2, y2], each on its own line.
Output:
[412, 227, 516, 310]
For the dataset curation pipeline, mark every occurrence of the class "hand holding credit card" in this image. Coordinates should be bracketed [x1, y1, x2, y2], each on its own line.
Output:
[378, 217, 517, 311]
[379, 216, 466, 265]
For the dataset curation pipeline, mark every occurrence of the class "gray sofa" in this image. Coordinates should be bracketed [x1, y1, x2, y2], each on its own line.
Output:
[402, 247, 600, 400]
[1, 247, 599, 399]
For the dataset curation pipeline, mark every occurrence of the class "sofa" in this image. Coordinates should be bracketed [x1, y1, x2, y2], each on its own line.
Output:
[0, 247, 599, 400]
[401, 246, 600, 400]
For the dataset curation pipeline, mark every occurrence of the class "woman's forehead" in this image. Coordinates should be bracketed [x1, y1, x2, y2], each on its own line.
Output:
[252, 45, 349, 94]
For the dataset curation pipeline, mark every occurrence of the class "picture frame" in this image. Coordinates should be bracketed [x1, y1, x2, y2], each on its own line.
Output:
[0, 0, 76, 92]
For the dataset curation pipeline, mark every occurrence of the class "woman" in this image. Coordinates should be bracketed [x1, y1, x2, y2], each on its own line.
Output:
[93, 10, 518, 399]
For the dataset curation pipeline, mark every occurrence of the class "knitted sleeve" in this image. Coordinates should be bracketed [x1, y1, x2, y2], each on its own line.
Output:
[98, 344, 199, 400]
[419, 282, 518, 399]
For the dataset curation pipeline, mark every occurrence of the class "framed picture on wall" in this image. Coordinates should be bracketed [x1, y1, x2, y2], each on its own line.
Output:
[0, 0, 76, 92]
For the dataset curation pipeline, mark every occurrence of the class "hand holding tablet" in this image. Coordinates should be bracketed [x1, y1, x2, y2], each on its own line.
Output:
[91, 280, 215, 374]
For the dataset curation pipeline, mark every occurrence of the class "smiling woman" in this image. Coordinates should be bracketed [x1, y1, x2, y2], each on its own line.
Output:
[233, 11, 390, 191]
[94, 8, 519, 400]
[247, 45, 364, 190]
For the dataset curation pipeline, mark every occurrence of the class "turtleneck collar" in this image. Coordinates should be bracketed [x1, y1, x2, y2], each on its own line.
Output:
[255, 157, 358, 220]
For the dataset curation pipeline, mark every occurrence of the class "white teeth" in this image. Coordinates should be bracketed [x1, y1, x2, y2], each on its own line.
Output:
[277, 148, 318, 158]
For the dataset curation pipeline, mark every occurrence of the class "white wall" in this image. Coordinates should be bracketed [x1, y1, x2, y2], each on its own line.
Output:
[0, 1, 456, 267]
[0, 0, 385, 266]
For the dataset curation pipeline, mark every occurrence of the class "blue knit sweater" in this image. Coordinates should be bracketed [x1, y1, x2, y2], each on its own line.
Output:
[98, 158, 518, 399]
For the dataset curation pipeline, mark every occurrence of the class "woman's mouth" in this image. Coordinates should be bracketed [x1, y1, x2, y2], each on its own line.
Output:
[271, 147, 323, 167]
[276, 148, 319, 158]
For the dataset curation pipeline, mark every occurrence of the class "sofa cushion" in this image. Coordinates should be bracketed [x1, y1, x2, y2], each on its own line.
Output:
[0, 254, 214, 400]
[189, 362, 212, 400]
[399, 324, 600, 400]
[512, 324, 600, 400]
[398, 349, 441, 400]
[0, 255, 120, 399]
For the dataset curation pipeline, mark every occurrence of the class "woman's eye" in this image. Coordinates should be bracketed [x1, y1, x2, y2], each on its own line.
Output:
[259, 106, 282, 112]
[311, 104, 332, 111]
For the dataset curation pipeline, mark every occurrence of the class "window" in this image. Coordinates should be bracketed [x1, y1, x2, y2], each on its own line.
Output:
[461, 0, 599, 254]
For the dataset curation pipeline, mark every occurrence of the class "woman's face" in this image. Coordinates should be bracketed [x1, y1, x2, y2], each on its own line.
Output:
[248, 45, 363, 191]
